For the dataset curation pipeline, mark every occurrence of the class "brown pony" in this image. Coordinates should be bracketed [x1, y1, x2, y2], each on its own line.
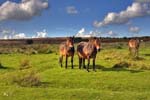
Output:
[59, 37, 75, 69]
[77, 37, 101, 72]
[128, 39, 140, 57]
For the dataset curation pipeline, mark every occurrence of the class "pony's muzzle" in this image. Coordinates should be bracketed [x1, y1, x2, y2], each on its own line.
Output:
[69, 47, 74, 52]
[97, 48, 101, 52]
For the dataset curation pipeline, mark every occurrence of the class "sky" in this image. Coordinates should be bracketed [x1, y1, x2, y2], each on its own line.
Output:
[0, 0, 150, 39]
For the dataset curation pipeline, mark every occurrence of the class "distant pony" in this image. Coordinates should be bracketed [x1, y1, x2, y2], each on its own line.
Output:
[77, 37, 101, 72]
[59, 37, 75, 69]
[128, 39, 140, 57]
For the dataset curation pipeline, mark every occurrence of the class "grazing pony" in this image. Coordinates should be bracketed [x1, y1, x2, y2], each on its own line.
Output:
[77, 37, 101, 72]
[59, 37, 75, 69]
[128, 39, 140, 57]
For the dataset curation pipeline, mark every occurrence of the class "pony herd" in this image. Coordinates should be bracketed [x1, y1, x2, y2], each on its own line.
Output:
[59, 37, 140, 72]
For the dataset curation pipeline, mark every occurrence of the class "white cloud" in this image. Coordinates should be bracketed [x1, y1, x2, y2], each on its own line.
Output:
[75, 28, 99, 37]
[0, 0, 48, 21]
[107, 31, 118, 37]
[66, 6, 78, 14]
[14, 33, 26, 39]
[129, 26, 140, 33]
[94, 2, 150, 27]
[75, 28, 86, 37]
[0, 28, 27, 39]
[0, 28, 48, 39]
[34, 29, 47, 38]
[0, 29, 15, 39]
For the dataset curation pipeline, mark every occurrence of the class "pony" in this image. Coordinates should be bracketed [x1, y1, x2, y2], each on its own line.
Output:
[59, 37, 75, 69]
[128, 38, 140, 57]
[77, 37, 101, 72]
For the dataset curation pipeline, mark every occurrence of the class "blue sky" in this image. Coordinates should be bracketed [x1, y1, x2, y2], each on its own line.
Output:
[0, 0, 150, 38]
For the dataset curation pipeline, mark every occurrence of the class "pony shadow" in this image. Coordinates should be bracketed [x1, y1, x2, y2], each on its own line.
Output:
[132, 56, 145, 61]
[39, 82, 52, 88]
[0, 65, 13, 70]
[59, 64, 79, 69]
[143, 54, 150, 56]
[96, 65, 143, 73]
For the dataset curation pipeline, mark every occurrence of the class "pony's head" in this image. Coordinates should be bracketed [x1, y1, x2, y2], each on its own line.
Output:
[66, 37, 74, 50]
[89, 37, 101, 52]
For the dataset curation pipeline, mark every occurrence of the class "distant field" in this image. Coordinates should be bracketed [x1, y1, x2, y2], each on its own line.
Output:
[0, 41, 150, 100]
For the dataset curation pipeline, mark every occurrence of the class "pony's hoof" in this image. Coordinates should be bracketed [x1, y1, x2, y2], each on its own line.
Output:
[93, 70, 96, 72]
[87, 70, 90, 72]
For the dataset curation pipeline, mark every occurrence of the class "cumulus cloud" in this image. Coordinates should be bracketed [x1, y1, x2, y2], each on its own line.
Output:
[33, 29, 47, 38]
[75, 28, 100, 37]
[0, 28, 47, 39]
[0, 29, 15, 39]
[129, 26, 140, 33]
[75, 28, 86, 37]
[14, 33, 26, 39]
[94, 2, 150, 27]
[66, 6, 78, 14]
[75, 28, 93, 37]
[0, 28, 27, 39]
[107, 31, 118, 37]
[0, 0, 48, 21]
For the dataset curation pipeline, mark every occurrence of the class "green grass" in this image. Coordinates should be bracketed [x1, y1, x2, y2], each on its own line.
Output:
[0, 42, 150, 100]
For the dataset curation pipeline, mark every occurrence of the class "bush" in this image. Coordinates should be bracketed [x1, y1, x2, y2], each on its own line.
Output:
[131, 63, 150, 70]
[12, 71, 41, 87]
[19, 59, 31, 70]
[36, 44, 52, 54]
[115, 43, 124, 49]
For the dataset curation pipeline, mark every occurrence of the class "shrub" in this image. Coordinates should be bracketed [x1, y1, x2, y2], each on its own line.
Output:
[116, 45, 122, 49]
[140, 64, 150, 70]
[131, 63, 150, 70]
[19, 59, 31, 70]
[31, 44, 53, 54]
[12, 71, 41, 87]
[36, 44, 52, 54]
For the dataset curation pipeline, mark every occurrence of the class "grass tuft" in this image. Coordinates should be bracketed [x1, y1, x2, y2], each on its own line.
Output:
[19, 59, 31, 70]
[12, 70, 41, 87]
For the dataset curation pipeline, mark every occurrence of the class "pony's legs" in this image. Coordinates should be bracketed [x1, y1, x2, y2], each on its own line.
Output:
[59, 55, 63, 67]
[65, 55, 68, 69]
[71, 55, 74, 69]
[135, 48, 139, 58]
[83, 59, 86, 69]
[79, 57, 82, 69]
[93, 58, 96, 71]
[87, 57, 90, 72]
[129, 47, 132, 56]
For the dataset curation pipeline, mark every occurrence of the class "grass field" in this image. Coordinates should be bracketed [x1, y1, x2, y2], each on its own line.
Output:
[0, 42, 150, 100]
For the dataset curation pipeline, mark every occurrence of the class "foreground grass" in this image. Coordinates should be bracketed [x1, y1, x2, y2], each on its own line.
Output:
[0, 44, 150, 100]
